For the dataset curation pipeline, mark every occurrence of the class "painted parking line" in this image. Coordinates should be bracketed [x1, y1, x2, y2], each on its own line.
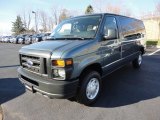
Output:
[147, 49, 160, 56]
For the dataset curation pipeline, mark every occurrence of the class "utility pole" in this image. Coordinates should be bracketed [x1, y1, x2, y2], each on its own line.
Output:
[32, 11, 38, 33]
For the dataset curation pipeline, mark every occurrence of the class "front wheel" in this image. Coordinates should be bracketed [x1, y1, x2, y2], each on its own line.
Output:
[76, 71, 102, 105]
[132, 52, 142, 68]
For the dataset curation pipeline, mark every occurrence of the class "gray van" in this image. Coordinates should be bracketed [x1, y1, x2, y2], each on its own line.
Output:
[18, 13, 146, 105]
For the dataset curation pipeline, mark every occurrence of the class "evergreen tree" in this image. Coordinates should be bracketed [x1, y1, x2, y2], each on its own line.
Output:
[85, 5, 94, 14]
[11, 16, 26, 35]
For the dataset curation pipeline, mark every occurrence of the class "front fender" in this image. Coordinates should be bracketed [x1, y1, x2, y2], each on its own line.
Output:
[72, 53, 102, 78]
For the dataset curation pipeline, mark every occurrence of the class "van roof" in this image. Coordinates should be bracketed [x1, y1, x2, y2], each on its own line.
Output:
[70, 13, 142, 22]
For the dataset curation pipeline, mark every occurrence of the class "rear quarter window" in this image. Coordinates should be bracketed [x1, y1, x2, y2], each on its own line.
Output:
[119, 16, 145, 40]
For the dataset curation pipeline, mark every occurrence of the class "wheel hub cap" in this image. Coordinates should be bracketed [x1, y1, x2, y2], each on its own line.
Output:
[138, 55, 142, 65]
[86, 78, 99, 100]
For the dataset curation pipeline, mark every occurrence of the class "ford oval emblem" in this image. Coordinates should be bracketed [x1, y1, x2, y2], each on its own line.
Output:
[27, 59, 33, 68]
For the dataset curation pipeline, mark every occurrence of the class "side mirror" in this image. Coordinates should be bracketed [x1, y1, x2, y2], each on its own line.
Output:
[103, 28, 117, 40]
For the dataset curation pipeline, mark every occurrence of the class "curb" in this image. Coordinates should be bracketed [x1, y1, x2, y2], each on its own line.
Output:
[146, 45, 160, 49]
[0, 105, 3, 120]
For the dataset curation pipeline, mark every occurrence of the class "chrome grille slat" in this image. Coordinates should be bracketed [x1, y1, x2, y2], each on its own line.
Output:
[21, 54, 41, 74]
[22, 57, 40, 64]
[22, 63, 40, 70]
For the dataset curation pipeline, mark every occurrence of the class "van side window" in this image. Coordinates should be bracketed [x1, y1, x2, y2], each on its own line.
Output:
[119, 16, 145, 41]
[103, 17, 118, 39]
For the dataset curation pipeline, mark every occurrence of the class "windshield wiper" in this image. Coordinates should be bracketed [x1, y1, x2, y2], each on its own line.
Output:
[46, 37, 61, 40]
[61, 35, 86, 40]
[46, 37, 84, 40]
[68, 37, 85, 40]
[46, 37, 92, 40]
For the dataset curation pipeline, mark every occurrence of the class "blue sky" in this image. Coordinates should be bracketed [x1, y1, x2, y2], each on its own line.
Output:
[0, 0, 159, 35]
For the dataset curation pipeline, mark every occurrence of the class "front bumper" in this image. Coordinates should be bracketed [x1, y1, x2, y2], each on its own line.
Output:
[18, 67, 79, 98]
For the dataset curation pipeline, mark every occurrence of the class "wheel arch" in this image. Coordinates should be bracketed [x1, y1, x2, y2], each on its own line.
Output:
[79, 63, 103, 80]
[140, 46, 145, 55]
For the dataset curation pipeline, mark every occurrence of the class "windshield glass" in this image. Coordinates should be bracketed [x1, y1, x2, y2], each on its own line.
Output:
[50, 15, 102, 39]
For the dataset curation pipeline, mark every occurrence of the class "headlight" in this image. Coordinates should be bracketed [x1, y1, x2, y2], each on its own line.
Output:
[58, 69, 65, 78]
[52, 59, 73, 80]
[53, 69, 66, 80]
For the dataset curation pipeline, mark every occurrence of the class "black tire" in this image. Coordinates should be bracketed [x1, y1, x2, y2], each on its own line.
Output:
[132, 52, 142, 68]
[76, 70, 102, 105]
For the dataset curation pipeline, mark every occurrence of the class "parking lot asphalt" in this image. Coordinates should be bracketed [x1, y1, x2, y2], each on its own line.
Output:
[0, 43, 160, 120]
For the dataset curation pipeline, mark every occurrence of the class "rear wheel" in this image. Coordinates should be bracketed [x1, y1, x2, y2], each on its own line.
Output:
[76, 71, 101, 105]
[132, 52, 142, 68]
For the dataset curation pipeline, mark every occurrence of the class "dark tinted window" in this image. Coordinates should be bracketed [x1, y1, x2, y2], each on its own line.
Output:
[119, 16, 145, 40]
[103, 17, 118, 37]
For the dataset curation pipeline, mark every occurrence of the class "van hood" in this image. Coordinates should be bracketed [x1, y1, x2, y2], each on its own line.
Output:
[22, 40, 90, 51]
[20, 40, 92, 57]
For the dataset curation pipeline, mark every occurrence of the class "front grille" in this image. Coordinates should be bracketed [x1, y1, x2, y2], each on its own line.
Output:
[21, 54, 41, 74]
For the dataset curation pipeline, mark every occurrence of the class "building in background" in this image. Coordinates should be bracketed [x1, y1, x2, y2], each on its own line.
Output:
[142, 16, 160, 40]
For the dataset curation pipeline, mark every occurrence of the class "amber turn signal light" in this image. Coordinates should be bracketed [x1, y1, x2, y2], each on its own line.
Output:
[52, 59, 73, 67]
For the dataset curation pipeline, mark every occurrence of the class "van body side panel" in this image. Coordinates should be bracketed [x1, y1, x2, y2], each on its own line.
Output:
[118, 16, 145, 59]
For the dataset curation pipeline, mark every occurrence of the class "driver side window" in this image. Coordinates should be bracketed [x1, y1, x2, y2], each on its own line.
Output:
[103, 17, 118, 39]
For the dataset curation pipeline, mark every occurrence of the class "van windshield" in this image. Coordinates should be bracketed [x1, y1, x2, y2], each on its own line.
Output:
[50, 15, 102, 40]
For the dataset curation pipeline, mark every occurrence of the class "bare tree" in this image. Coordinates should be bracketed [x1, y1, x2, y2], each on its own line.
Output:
[51, 7, 60, 25]
[51, 6, 77, 30]
[27, 11, 31, 30]
[105, 4, 132, 17]
[21, 10, 32, 31]
[92, 0, 104, 12]
[59, 9, 70, 23]
[39, 10, 48, 32]
[32, 10, 39, 33]
[156, 2, 160, 15]
[69, 10, 81, 17]
[47, 17, 54, 32]
[121, 8, 133, 17]
[106, 4, 122, 14]
[22, 11, 27, 29]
